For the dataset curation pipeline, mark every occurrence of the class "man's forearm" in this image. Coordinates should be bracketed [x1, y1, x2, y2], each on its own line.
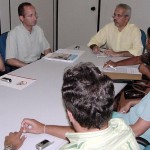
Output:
[44, 48, 52, 55]
[0, 56, 5, 72]
[116, 56, 142, 67]
[116, 51, 134, 57]
[6, 58, 27, 68]
[45, 125, 75, 140]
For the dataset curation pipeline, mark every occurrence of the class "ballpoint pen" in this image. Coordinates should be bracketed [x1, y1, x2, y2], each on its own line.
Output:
[99, 47, 107, 53]
[108, 65, 117, 70]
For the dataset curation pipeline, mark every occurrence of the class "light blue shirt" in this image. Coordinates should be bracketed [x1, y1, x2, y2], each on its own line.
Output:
[113, 92, 150, 143]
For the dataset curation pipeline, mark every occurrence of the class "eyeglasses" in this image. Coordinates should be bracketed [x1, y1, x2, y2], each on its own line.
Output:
[112, 14, 127, 18]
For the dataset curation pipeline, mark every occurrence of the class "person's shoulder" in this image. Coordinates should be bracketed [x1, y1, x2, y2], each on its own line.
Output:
[109, 118, 130, 130]
[127, 23, 140, 30]
[33, 25, 43, 31]
[140, 92, 150, 102]
[100, 22, 115, 31]
[7, 25, 21, 37]
[104, 22, 114, 28]
[33, 25, 44, 34]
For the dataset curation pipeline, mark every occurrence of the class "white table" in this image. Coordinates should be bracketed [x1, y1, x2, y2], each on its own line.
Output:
[0, 46, 128, 149]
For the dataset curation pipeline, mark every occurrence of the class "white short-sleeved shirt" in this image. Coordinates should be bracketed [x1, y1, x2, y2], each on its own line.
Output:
[6, 23, 50, 63]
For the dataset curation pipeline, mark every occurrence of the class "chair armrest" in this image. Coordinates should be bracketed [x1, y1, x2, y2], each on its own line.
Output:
[136, 137, 150, 147]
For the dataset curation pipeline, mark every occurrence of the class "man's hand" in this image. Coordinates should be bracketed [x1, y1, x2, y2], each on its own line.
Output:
[89, 44, 100, 54]
[104, 49, 119, 57]
[119, 102, 131, 113]
[139, 63, 150, 79]
[21, 118, 45, 134]
[4, 128, 26, 150]
[92, 46, 100, 54]
[103, 60, 117, 68]
[104, 49, 133, 57]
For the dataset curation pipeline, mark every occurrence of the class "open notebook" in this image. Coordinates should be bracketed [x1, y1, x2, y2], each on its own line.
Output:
[44, 49, 85, 63]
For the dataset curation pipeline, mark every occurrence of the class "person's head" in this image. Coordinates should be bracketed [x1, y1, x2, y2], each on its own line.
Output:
[62, 62, 115, 130]
[113, 4, 131, 30]
[18, 2, 37, 29]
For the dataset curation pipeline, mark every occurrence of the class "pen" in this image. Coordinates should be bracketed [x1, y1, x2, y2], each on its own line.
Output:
[1, 77, 12, 83]
[108, 65, 117, 70]
[99, 47, 107, 53]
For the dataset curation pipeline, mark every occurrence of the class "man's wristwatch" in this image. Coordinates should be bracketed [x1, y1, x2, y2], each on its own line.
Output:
[4, 145, 15, 150]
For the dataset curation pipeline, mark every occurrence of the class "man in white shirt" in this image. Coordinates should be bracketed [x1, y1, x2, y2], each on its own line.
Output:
[6, 2, 51, 69]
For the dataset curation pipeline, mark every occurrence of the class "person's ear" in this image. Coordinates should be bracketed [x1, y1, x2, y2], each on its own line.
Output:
[19, 16, 24, 22]
[124, 15, 129, 21]
[67, 110, 74, 122]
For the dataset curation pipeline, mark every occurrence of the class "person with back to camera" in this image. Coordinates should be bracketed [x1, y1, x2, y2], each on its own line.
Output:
[88, 3, 143, 57]
[4, 62, 139, 150]
[6, 2, 51, 70]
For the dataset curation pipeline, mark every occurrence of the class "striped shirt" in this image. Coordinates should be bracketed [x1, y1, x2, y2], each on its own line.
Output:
[60, 118, 139, 150]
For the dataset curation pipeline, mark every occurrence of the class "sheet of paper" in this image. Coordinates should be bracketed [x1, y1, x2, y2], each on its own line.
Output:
[96, 52, 107, 57]
[0, 74, 36, 90]
[98, 66, 141, 75]
[96, 48, 107, 57]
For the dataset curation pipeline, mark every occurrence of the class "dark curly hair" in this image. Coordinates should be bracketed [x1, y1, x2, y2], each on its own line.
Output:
[62, 62, 115, 129]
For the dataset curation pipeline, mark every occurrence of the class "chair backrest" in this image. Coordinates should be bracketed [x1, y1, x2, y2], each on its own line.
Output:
[140, 29, 146, 54]
[0, 32, 8, 62]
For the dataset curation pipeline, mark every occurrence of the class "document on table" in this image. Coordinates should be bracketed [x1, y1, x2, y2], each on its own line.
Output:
[98, 66, 142, 80]
[99, 66, 141, 74]
[0, 74, 36, 90]
[44, 49, 85, 63]
[96, 48, 107, 57]
[20, 133, 68, 150]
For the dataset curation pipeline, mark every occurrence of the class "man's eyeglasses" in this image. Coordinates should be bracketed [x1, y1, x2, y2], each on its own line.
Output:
[112, 14, 127, 18]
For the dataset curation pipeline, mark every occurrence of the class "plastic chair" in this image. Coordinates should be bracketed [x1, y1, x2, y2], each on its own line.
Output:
[0, 32, 8, 62]
[140, 29, 146, 54]
[0, 32, 10, 75]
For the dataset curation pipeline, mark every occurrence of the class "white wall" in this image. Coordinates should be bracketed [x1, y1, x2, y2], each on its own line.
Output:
[57, 0, 99, 49]
[0, 0, 10, 33]
[100, 0, 150, 34]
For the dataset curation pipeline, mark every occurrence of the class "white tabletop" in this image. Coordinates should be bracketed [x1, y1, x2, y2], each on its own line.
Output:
[0, 46, 128, 149]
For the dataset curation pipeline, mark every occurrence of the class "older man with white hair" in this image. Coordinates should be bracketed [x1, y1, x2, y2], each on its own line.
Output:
[88, 3, 143, 57]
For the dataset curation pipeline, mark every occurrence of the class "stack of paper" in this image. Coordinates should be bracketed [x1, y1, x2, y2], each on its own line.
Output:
[98, 66, 142, 80]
